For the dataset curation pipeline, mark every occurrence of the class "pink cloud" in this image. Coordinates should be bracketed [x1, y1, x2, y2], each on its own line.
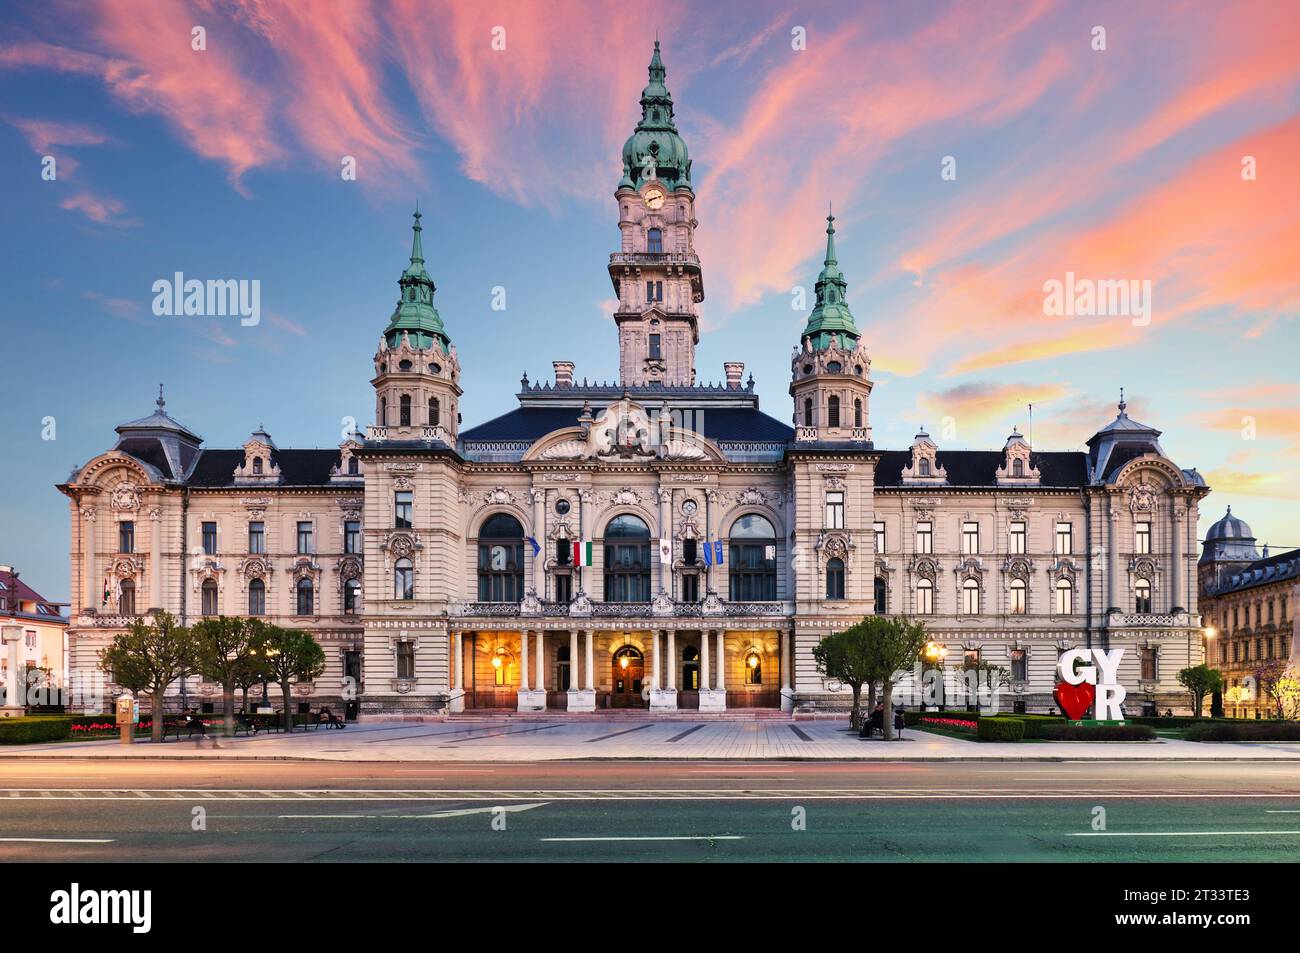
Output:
[60, 191, 135, 226]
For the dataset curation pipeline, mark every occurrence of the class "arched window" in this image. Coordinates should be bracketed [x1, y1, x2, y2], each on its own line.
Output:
[343, 578, 360, 614]
[874, 576, 887, 614]
[252, 457, 263, 474]
[647, 227, 663, 253]
[825, 558, 845, 599]
[682, 645, 700, 690]
[478, 514, 525, 602]
[919, 458, 931, 477]
[604, 514, 651, 602]
[296, 578, 314, 615]
[394, 558, 414, 600]
[827, 395, 840, 428]
[1135, 578, 1152, 614]
[119, 579, 135, 616]
[854, 399, 862, 428]
[248, 578, 265, 616]
[201, 579, 218, 616]
[1009, 578, 1027, 614]
[399, 394, 412, 427]
[1055, 577, 1074, 614]
[962, 578, 980, 614]
[729, 514, 777, 601]
[803, 398, 813, 427]
[916, 578, 934, 614]
[428, 397, 439, 427]
[1012, 458, 1024, 477]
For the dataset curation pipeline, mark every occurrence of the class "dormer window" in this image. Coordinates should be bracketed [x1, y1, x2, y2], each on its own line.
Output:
[347, 457, 359, 476]
[253, 457, 263, 475]
[1012, 458, 1023, 477]
[919, 458, 930, 477]
[827, 361, 842, 373]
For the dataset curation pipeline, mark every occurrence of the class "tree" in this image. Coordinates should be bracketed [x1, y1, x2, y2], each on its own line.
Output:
[812, 623, 875, 730]
[961, 658, 1011, 713]
[233, 650, 272, 714]
[870, 616, 929, 740]
[99, 612, 196, 744]
[192, 616, 267, 736]
[1255, 660, 1300, 720]
[262, 626, 327, 730]
[1176, 664, 1223, 718]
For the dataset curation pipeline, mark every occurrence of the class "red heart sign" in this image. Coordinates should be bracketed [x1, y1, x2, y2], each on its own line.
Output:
[1054, 682, 1095, 721]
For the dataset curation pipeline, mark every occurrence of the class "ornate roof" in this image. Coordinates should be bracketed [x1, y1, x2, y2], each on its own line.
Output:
[618, 41, 692, 192]
[383, 208, 450, 353]
[800, 211, 861, 350]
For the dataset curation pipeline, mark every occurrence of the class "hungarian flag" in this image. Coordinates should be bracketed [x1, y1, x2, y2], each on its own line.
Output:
[570, 541, 594, 567]
[102, 576, 111, 606]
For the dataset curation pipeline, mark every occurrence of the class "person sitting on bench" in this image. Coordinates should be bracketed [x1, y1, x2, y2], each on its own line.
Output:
[319, 706, 345, 729]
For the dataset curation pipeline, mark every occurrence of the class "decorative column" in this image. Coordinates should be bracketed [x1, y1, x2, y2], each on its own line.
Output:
[518, 630, 544, 711]
[1, 626, 23, 714]
[701, 628, 727, 711]
[652, 628, 678, 709]
[651, 630, 660, 689]
[700, 630, 710, 689]
[450, 631, 466, 712]
[535, 631, 546, 694]
[520, 631, 530, 689]
[148, 506, 163, 611]
[529, 488, 545, 597]
[716, 630, 726, 693]
[1170, 500, 1183, 613]
[569, 629, 596, 711]
[1107, 502, 1120, 614]
[81, 506, 97, 612]
[781, 625, 795, 711]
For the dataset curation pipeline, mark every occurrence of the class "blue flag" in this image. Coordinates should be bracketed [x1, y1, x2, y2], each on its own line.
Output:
[526, 536, 541, 557]
[702, 539, 713, 566]
[713, 539, 725, 565]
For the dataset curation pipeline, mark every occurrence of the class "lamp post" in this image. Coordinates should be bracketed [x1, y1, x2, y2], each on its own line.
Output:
[1, 625, 24, 716]
[922, 641, 947, 710]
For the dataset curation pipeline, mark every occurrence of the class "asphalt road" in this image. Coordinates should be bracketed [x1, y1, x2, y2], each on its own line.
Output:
[2, 759, 1299, 861]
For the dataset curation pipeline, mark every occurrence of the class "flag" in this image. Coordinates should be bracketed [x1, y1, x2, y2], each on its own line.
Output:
[659, 538, 672, 563]
[526, 536, 541, 557]
[764, 544, 776, 561]
[702, 540, 713, 566]
[570, 540, 594, 567]
[102, 577, 110, 606]
[713, 540, 725, 565]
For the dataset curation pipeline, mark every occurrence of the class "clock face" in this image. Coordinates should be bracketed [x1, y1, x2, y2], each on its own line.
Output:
[644, 187, 665, 210]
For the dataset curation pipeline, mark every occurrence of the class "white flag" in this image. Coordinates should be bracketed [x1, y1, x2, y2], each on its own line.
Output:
[659, 538, 673, 563]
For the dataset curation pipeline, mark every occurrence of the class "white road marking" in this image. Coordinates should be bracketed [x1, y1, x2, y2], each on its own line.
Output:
[0, 837, 114, 843]
[542, 835, 744, 842]
[1070, 830, 1300, 837]
[279, 803, 546, 820]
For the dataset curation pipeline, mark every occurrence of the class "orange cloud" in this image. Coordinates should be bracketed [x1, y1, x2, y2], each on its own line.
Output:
[915, 380, 1068, 440]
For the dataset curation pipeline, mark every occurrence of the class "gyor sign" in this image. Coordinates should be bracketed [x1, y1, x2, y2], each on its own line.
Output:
[1053, 648, 1126, 722]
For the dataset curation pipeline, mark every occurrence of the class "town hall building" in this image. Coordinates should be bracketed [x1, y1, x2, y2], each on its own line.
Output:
[58, 44, 1213, 717]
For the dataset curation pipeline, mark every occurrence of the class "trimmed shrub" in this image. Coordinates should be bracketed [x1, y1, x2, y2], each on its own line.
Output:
[1036, 723, 1155, 741]
[1185, 722, 1300, 742]
[978, 718, 1025, 742]
[1130, 716, 1260, 729]
[0, 716, 73, 744]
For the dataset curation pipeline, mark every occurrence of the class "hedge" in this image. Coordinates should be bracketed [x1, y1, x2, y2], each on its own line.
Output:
[1035, 723, 1155, 741]
[1130, 716, 1267, 729]
[977, 718, 1024, 742]
[1185, 722, 1300, 742]
[0, 716, 73, 744]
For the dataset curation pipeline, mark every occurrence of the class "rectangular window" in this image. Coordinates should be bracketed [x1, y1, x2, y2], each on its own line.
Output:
[344, 520, 361, 554]
[825, 491, 844, 529]
[681, 574, 699, 602]
[962, 521, 979, 555]
[396, 642, 415, 680]
[873, 521, 886, 555]
[915, 521, 933, 554]
[202, 521, 218, 555]
[1009, 521, 1026, 554]
[648, 333, 662, 359]
[394, 491, 413, 529]
[1140, 647, 1158, 681]
[1135, 521, 1151, 554]
[118, 521, 134, 554]
[916, 582, 933, 614]
[1055, 521, 1072, 555]
[554, 573, 572, 604]
[297, 521, 313, 555]
[248, 521, 265, 554]
[1010, 648, 1027, 681]
[964, 648, 980, 667]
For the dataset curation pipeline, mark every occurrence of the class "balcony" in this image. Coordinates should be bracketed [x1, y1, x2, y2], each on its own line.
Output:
[609, 252, 701, 268]
[451, 599, 791, 621]
[1110, 611, 1189, 628]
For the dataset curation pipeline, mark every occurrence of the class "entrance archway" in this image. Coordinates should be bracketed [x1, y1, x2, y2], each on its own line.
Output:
[610, 646, 645, 708]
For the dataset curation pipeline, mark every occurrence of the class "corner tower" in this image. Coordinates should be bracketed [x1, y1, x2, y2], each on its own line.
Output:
[790, 211, 872, 442]
[610, 41, 703, 386]
[372, 209, 461, 442]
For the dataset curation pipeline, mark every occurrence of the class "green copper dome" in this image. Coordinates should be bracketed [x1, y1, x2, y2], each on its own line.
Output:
[800, 211, 861, 350]
[619, 41, 692, 192]
[384, 207, 450, 352]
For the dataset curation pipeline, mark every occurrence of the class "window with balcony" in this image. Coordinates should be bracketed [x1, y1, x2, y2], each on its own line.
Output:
[399, 394, 411, 427]
[396, 641, 415, 679]
[428, 397, 439, 427]
[201, 579, 218, 616]
[1009, 578, 1027, 614]
[1010, 648, 1027, 681]
[874, 576, 887, 613]
[804, 398, 814, 428]
[1140, 647, 1158, 681]
[1135, 579, 1152, 614]
[647, 228, 663, 253]
[296, 578, 314, 615]
[854, 398, 863, 428]
[344, 578, 360, 614]
[554, 573, 573, 604]
[394, 558, 414, 600]
[118, 579, 135, 616]
[729, 515, 778, 601]
[604, 514, 651, 602]
[915, 578, 934, 614]
[1055, 578, 1074, 614]
[478, 513, 525, 602]
[962, 578, 980, 614]
[680, 573, 698, 603]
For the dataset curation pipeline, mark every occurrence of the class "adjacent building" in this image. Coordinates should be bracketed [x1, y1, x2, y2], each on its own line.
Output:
[0, 565, 68, 708]
[57, 43, 1213, 717]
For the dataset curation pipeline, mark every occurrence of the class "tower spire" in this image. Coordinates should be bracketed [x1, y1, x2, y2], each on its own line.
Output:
[409, 205, 425, 270]
[798, 205, 859, 350]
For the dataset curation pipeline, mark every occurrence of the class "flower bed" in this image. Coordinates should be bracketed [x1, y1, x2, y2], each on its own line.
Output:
[921, 716, 978, 731]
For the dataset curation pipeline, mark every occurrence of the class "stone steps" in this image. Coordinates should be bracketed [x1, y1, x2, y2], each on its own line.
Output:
[448, 709, 791, 722]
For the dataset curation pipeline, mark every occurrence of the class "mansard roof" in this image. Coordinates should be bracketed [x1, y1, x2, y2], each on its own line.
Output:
[460, 405, 794, 443]
[187, 449, 343, 487]
[874, 449, 1088, 488]
[1211, 547, 1300, 597]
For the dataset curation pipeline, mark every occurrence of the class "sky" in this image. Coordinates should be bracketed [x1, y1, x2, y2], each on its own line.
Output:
[1, 0, 1298, 600]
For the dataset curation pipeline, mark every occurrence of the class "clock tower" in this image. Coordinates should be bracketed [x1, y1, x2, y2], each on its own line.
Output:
[610, 41, 703, 386]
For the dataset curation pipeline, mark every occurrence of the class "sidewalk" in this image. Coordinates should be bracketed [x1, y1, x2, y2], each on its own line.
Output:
[3, 719, 1300, 762]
